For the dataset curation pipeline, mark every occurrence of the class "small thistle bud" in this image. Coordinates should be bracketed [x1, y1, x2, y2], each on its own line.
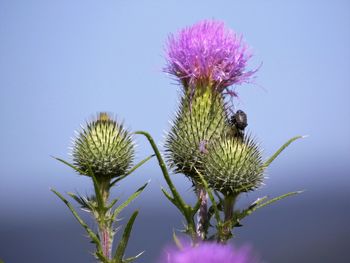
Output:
[72, 113, 134, 179]
[202, 135, 264, 195]
[165, 88, 228, 181]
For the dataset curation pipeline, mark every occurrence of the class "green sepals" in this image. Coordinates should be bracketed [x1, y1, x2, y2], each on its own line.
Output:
[263, 135, 304, 168]
[165, 87, 228, 181]
[113, 211, 140, 263]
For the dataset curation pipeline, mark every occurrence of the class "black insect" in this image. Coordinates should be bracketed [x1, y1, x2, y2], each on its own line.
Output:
[229, 110, 248, 140]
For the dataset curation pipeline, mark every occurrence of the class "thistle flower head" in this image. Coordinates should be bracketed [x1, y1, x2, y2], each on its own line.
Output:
[159, 242, 260, 263]
[72, 113, 135, 179]
[165, 20, 256, 93]
[202, 135, 264, 195]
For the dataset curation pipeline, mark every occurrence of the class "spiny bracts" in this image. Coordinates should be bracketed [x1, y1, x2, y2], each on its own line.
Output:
[72, 113, 134, 179]
[165, 87, 228, 181]
[202, 134, 264, 195]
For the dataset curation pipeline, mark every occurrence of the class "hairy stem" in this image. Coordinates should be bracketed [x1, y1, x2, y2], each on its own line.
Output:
[96, 179, 113, 261]
[99, 226, 112, 260]
[196, 186, 208, 240]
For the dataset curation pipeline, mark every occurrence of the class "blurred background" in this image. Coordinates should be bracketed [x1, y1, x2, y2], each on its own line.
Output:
[0, 0, 349, 262]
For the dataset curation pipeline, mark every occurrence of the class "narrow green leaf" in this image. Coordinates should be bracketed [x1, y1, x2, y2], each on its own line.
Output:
[161, 187, 182, 210]
[247, 196, 268, 209]
[86, 166, 104, 210]
[107, 197, 119, 210]
[112, 182, 148, 221]
[123, 251, 144, 263]
[95, 251, 109, 263]
[238, 191, 302, 220]
[110, 154, 155, 187]
[67, 192, 94, 212]
[114, 211, 139, 262]
[263, 136, 304, 168]
[51, 189, 101, 249]
[256, 191, 303, 209]
[134, 131, 187, 210]
[53, 157, 86, 175]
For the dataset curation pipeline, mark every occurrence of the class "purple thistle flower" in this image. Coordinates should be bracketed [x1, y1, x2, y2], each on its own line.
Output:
[159, 242, 261, 263]
[164, 20, 257, 95]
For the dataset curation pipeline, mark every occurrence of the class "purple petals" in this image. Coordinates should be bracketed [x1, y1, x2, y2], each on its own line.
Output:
[164, 20, 257, 93]
[159, 241, 260, 263]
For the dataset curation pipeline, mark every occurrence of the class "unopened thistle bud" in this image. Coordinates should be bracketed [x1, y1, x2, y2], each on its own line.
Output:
[202, 135, 264, 195]
[165, 87, 227, 181]
[72, 113, 135, 179]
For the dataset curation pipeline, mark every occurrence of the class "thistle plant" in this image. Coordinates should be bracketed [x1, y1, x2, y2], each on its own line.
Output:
[137, 19, 304, 244]
[51, 113, 150, 263]
[50, 19, 305, 263]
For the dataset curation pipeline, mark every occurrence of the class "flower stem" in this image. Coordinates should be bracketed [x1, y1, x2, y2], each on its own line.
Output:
[99, 225, 112, 260]
[218, 194, 237, 243]
[96, 179, 113, 261]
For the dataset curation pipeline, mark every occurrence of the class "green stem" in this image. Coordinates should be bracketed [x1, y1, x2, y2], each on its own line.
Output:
[96, 179, 113, 261]
[218, 194, 237, 243]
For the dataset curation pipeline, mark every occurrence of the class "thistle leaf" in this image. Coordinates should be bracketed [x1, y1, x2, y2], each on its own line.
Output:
[255, 191, 303, 210]
[107, 197, 119, 210]
[112, 182, 148, 221]
[263, 136, 304, 168]
[161, 187, 181, 209]
[238, 191, 302, 220]
[67, 192, 94, 212]
[114, 211, 139, 262]
[110, 154, 155, 187]
[123, 251, 144, 263]
[53, 157, 87, 175]
[51, 189, 101, 249]
[87, 167, 104, 210]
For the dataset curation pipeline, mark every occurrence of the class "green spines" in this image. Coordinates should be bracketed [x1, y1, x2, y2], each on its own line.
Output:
[165, 87, 228, 181]
[202, 135, 264, 195]
[72, 112, 135, 179]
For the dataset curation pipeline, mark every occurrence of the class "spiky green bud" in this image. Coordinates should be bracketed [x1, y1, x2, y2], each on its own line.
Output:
[202, 135, 264, 195]
[165, 87, 228, 181]
[72, 113, 134, 179]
